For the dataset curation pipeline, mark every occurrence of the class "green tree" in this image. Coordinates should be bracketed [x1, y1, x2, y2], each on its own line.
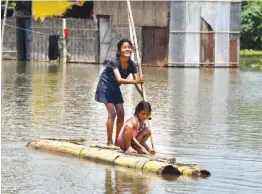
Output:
[1, 1, 31, 14]
[241, 1, 262, 50]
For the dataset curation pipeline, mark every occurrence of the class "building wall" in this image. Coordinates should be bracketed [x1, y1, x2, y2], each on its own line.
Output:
[168, 0, 242, 67]
[2, 1, 241, 67]
[168, 1, 186, 65]
[109, 25, 143, 61]
[215, 2, 230, 67]
[95, 1, 168, 64]
[230, 2, 241, 66]
[185, 1, 200, 64]
[94, 1, 168, 27]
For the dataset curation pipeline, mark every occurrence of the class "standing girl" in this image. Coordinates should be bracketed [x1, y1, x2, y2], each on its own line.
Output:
[116, 101, 156, 155]
[95, 39, 144, 145]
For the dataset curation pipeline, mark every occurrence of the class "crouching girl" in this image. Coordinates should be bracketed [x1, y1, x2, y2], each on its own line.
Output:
[116, 101, 156, 155]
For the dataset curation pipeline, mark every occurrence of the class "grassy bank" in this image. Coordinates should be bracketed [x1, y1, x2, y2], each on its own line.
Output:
[240, 50, 262, 57]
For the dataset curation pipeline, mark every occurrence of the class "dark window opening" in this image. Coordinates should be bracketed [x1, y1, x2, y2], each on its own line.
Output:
[1, 6, 14, 18]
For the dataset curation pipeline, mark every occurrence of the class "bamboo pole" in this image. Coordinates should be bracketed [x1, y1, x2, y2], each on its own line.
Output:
[128, 13, 134, 61]
[126, 0, 155, 150]
[27, 139, 211, 178]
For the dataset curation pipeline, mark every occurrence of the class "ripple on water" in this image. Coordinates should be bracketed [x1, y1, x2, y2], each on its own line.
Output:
[1, 61, 262, 194]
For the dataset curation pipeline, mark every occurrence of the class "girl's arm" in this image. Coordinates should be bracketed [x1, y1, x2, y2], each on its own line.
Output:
[132, 73, 144, 98]
[128, 119, 148, 153]
[113, 69, 144, 85]
[141, 122, 150, 151]
[132, 137, 149, 154]
[132, 137, 143, 149]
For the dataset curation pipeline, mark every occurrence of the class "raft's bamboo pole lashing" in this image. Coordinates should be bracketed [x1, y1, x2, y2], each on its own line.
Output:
[126, 0, 155, 150]
[27, 139, 211, 178]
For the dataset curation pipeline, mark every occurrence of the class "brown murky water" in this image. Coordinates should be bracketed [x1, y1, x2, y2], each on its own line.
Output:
[2, 60, 262, 194]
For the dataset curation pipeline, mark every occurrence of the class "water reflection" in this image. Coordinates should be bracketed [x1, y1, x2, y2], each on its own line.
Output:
[30, 63, 64, 134]
[105, 166, 151, 194]
[16, 61, 30, 74]
[48, 64, 59, 74]
[14, 61, 31, 106]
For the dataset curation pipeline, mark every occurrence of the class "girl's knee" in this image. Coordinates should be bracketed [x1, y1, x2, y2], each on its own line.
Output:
[108, 110, 117, 119]
[116, 110, 125, 120]
[125, 126, 133, 135]
[144, 128, 151, 136]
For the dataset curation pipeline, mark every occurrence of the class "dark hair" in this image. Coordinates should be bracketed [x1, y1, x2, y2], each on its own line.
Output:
[134, 101, 152, 116]
[116, 39, 133, 57]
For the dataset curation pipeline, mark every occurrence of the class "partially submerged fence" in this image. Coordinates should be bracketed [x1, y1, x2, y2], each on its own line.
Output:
[2, 18, 17, 60]
[2, 17, 98, 63]
[31, 18, 98, 63]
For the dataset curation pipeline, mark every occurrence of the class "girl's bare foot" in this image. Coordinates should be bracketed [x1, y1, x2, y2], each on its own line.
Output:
[126, 146, 137, 154]
[107, 140, 114, 146]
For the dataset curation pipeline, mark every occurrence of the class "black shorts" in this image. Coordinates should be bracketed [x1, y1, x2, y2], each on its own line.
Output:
[95, 85, 124, 104]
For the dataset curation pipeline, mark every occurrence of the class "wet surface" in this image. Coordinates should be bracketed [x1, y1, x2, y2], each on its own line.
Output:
[2, 60, 262, 193]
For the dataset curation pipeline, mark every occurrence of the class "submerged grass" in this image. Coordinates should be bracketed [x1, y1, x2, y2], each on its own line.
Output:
[240, 56, 262, 71]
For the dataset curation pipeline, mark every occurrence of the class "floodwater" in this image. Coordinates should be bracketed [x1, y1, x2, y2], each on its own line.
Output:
[1, 59, 262, 194]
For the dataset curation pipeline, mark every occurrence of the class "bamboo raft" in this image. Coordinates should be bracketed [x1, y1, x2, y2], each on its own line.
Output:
[27, 137, 211, 178]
